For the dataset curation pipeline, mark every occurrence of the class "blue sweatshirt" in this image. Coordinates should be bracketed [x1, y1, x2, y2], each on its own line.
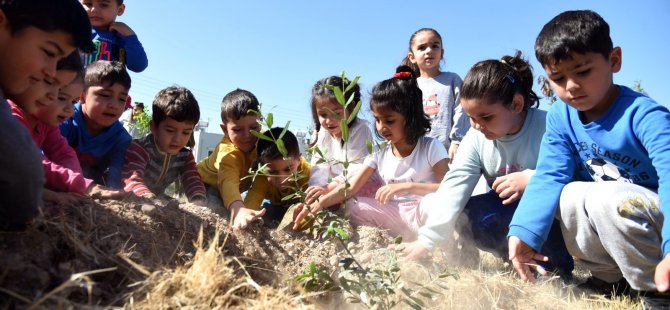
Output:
[509, 86, 670, 255]
[60, 103, 132, 189]
[84, 29, 148, 73]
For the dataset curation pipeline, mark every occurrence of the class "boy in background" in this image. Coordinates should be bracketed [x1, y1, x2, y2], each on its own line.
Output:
[60, 60, 132, 189]
[243, 127, 311, 229]
[507, 10, 670, 304]
[80, 0, 147, 72]
[0, 0, 94, 229]
[197, 89, 260, 227]
[123, 86, 206, 204]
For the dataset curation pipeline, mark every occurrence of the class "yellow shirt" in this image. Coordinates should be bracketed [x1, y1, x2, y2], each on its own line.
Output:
[197, 136, 256, 209]
[244, 157, 311, 210]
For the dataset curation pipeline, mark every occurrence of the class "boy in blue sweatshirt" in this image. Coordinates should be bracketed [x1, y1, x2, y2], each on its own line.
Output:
[507, 10, 670, 300]
[0, 0, 94, 230]
[80, 0, 148, 72]
[60, 60, 132, 189]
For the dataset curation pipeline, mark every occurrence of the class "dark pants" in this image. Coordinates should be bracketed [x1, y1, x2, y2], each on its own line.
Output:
[462, 190, 574, 275]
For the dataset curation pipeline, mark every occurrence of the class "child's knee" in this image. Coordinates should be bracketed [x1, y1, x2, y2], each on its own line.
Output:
[585, 182, 660, 223]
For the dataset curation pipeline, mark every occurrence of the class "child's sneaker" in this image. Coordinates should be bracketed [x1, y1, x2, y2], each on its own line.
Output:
[577, 276, 631, 298]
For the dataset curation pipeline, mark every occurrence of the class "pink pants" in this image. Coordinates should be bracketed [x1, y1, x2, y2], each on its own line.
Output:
[348, 195, 426, 240]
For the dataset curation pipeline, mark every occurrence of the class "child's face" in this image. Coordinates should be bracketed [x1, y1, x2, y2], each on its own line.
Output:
[408, 30, 443, 73]
[315, 98, 345, 139]
[372, 106, 406, 145]
[544, 48, 622, 122]
[461, 95, 525, 141]
[81, 82, 129, 133]
[150, 117, 195, 155]
[220, 114, 260, 153]
[265, 157, 301, 193]
[80, 0, 125, 29]
[0, 22, 74, 95]
[34, 80, 83, 126]
[12, 70, 77, 120]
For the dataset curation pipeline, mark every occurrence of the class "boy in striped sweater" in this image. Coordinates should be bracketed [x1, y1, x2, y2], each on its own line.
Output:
[122, 86, 206, 204]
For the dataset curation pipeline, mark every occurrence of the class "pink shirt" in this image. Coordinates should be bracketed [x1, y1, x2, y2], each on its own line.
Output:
[9, 100, 92, 194]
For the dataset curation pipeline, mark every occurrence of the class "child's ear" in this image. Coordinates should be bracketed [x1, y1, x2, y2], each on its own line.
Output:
[512, 93, 524, 113]
[117, 4, 126, 16]
[407, 51, 417, 64]
[220, 123, 228, 135]
[610, 47, 622, 73]
[79, 91, 87, 104]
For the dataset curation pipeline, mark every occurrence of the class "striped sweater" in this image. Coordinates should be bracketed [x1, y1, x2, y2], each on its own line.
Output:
[122, 134, 206, 201]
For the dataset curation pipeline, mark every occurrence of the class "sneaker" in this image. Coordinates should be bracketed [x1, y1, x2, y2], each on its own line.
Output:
[577, 276, 631, 298]
[639, 292, 670, 310]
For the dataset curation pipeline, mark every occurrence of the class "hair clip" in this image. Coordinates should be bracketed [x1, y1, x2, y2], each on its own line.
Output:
[393, 72, 412, 79]
[505, 73, 516, 84]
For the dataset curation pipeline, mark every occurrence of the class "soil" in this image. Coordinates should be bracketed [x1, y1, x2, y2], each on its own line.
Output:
[0, 196, 397, 308]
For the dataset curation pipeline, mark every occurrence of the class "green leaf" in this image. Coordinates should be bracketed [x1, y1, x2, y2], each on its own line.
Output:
[333, 86, 345, 105]
[394, 235, 403, 245]
[345, 76, 360, 93]
[276, 139, 287, 158]
[366, 140, 373, 154]
[251, 130, 272, 142]
[347, 100, 362, 124]
[281, 193, 296, 201]
[341, 119, 349, 142]
[279, 122, 290, 140]
[403, 299, 422, 310]
[266, 113, 273, 128]
[333, 227, 350, 240]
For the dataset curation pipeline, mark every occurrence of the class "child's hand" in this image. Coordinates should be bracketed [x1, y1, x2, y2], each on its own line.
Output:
[492, 170, 533, 205]
[292, 202, 319, 231]
[655, 255, 670, 292]
[508, 236, 549, 283]
[448, 144, 459, 164]
[109, 22, 136, 36]
[375, 183, 409, 204]
[389, 240, 429, 260]
[43, 189, 85, 206]
[87, 184, 127, 200]
[304, 186, 325, 205]
[230, 201, 265, 230]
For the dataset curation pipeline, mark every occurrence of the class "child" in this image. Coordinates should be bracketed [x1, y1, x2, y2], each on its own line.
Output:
[394, 53, 574, 276]
[507, 10, 670, 300]
[401, 28, 469, 162]
[122, 86, 206, 204]
[196, 89, 261, 226]
[306, 76, 374, 202]
[9, 52, 124, 205]
[80, 0, 148, 72]
[241, 127, 311, 228]
[0, 0, 94, 229]
[60, 60, 132, 189]
[121, 101, 145, 138]
[293, 66, 449, 237]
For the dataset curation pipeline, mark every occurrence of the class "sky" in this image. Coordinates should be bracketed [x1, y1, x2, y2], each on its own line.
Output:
[119, 0, 670, 134]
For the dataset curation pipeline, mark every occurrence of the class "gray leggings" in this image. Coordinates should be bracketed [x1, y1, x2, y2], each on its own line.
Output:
[558, 181, 662, 290]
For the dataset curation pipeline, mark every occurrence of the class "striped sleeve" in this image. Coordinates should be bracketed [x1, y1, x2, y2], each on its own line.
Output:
[122, 141, 153, 197]
[180, 151, 206, 201]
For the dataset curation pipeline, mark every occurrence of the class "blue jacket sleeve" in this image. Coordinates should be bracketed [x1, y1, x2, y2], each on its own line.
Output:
[107, 133, 132, 189]
[633, 103, 670, 255]
[121, 34, 148, 73]
[508, 104, 576, 251]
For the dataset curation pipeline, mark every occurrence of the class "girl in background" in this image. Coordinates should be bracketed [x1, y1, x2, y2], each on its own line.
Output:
[294, 66, 448, 239]
[402, 28, 469, 162]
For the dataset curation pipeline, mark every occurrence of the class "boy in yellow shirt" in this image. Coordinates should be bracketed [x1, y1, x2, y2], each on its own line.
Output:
[243, 127, 310, 229]
[197, 89, 260, 225]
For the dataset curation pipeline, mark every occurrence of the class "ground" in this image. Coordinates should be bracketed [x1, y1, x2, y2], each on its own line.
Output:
[0, 196, 640, 309]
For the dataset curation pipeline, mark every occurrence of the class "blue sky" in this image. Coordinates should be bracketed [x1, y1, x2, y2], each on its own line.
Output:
[120, 0, 670, 133]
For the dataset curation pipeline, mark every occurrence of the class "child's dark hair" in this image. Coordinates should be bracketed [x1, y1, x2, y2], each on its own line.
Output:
[370, 65, 430, 145]
[535, 10, 613, 67]
[84, 61, 131, 91]
[57, 50, 83, 72]
[152, 86, 200, 127]
[257, 127, 300, 164]
[0, 0, 95, 53]
[400, 28, 443, 77]
[461, 51, 539, 111]
[220, 89, 260, 123]
[310, 75, 362, 145]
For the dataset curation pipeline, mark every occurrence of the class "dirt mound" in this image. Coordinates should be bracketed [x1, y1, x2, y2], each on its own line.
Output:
[0, 196, 396, 308]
